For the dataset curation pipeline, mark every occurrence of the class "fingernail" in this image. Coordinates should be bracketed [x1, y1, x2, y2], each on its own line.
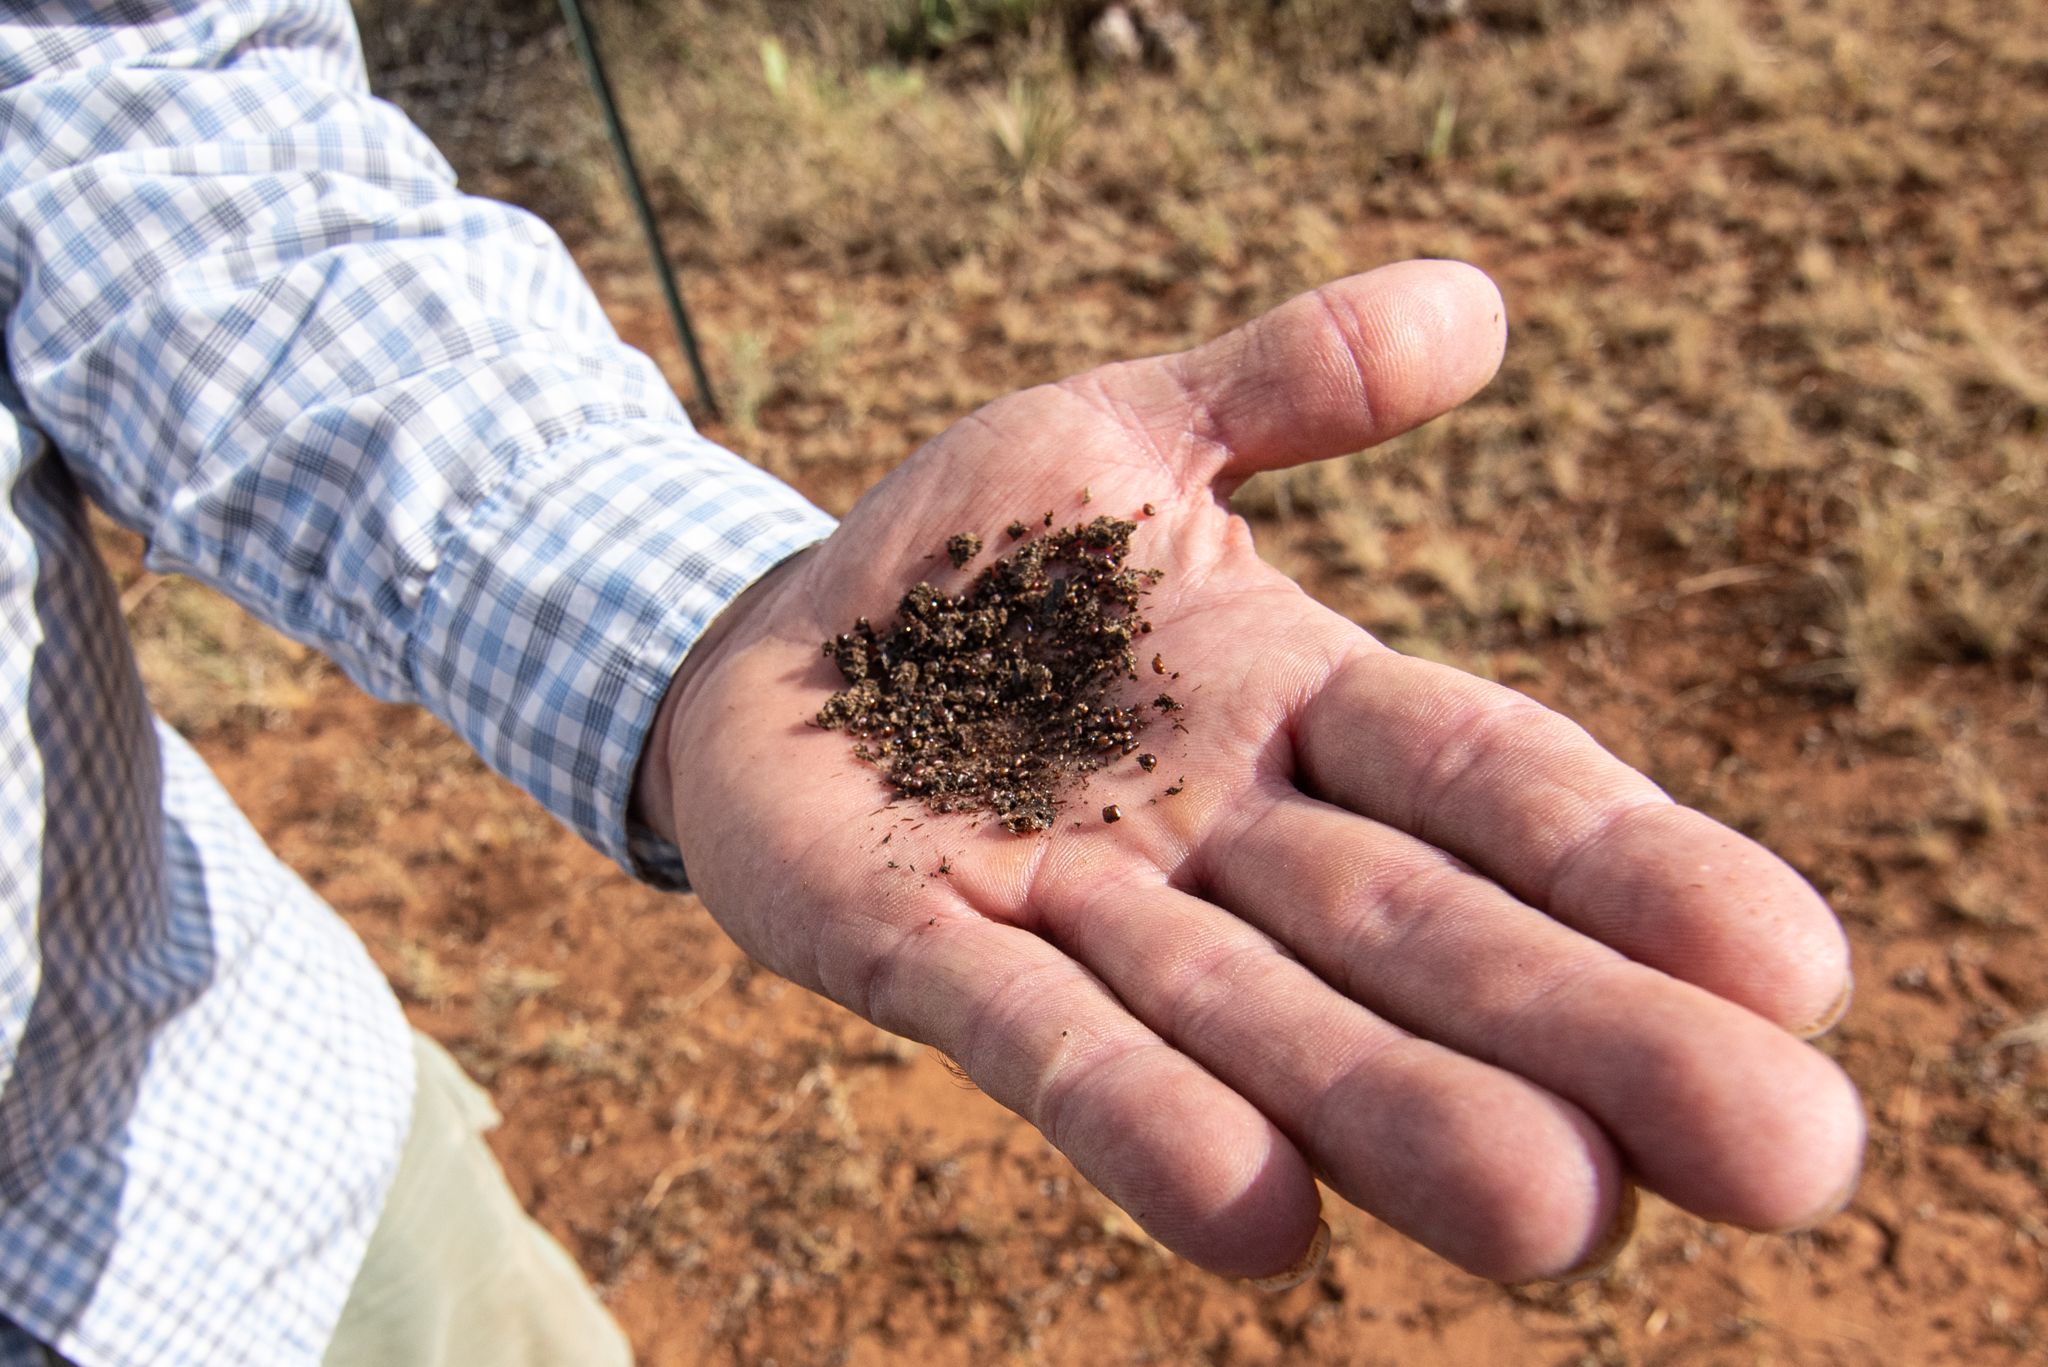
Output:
[1795, 975, 1855, 1039]
[1246, 1218, 1330, 1293]
[1557, 1182, 1639, 1282]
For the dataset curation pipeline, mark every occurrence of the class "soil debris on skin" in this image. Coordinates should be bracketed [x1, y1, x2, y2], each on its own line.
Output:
[816, 517, 1161, 833]
[945, 532, 982, 568]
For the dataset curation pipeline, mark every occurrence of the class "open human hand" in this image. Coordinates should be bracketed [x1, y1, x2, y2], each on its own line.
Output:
[644, 260, 1863, 1285]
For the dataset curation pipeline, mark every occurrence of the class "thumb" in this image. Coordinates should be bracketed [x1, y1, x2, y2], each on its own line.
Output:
[1146, 260, 1506, 487]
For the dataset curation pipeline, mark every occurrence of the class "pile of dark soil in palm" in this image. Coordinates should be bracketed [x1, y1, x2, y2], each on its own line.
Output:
[816, 516, 1163, 832]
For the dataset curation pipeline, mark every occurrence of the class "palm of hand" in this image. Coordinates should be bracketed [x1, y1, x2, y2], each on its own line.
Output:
[665, 263, 1862, 1284]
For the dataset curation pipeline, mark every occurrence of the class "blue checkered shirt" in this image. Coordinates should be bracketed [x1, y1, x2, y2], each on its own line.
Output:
[0, 2, 836, 1362]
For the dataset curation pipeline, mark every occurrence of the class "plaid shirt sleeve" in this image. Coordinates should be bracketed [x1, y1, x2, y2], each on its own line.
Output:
[0, 0, 838, 887]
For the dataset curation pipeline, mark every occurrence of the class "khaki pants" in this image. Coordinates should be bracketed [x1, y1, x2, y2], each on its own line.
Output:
[323, 1033, 634, 1367]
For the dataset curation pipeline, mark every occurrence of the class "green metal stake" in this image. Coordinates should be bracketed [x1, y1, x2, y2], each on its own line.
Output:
[558, 0, 723, 421]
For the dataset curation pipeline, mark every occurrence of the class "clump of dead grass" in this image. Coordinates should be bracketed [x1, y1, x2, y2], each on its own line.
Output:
[1820, 456, 2048, 702]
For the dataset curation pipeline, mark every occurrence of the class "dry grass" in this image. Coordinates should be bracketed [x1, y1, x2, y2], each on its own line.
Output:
[345, 0, 2045, 635]
[145, 0, 2035, 850]
[127, 575, 329, 737]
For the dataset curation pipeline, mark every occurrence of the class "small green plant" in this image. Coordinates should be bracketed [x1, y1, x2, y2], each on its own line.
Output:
[758, 36, 792, 99]
[981, 75, 1075, 202]
[1425, 92, 1459, 167]
[724, 330, 774, 434]
[886, 0, 1050, 60]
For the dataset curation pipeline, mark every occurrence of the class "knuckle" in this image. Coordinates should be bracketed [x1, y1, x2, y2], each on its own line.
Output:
[1157, 937, 1277, 1047]
[1412, 695, 1550, 836]
[1330, 855, 1470, 995]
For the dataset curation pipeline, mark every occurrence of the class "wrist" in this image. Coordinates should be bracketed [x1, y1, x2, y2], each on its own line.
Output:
[631, 545, 818, 849]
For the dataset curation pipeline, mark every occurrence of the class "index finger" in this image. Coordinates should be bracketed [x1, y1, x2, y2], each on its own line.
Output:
[1295, 648, 1853, 1036]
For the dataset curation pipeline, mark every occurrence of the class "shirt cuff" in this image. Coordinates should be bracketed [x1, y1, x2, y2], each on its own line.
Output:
[406, 423, 837, 890]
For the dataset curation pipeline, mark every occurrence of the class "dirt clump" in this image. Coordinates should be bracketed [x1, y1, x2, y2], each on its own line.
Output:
[816, 516, 1160, 833]
[944, 532, 982, 568]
